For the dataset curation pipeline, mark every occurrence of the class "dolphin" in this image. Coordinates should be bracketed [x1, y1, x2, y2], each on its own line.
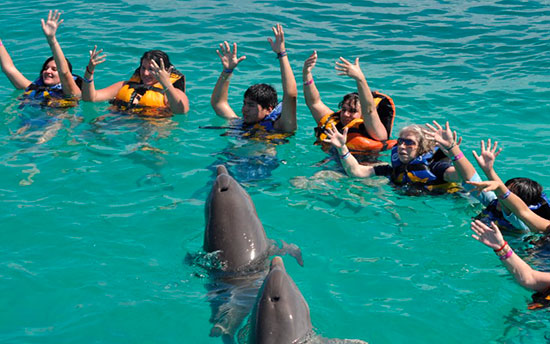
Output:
[197, 165, 302, 343]
[249, 256, 312, 344]
[248, 257, 369, 344]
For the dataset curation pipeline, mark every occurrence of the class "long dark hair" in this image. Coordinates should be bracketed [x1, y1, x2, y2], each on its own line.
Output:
[40, 56, 73, 77]
[132, 50, 174, 76]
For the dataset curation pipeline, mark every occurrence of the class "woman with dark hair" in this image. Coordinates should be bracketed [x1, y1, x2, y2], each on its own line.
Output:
[302, 51, 396, 158]
[0, 10, 81, 107]
[82, 48, 188, 115]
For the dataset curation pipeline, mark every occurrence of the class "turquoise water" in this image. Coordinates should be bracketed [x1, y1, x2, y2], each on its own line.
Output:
[1, 0, 550, 343]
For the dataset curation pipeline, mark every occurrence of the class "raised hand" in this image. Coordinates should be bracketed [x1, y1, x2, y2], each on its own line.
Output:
[473, 139, 502, 173]
[87, 45, 106, 74]
[150, 58, 172, 87]
[322, 124, 348, 150]
[471, 220, 506, 250]
[268, 23, 286, 54]
[216, 41, 246, 70]
[424, 120, 461, 154]
[335, 57, 364, 81]
[303, 51, 317, 74]
[41, 10, 63, 40]
[466, 179, 501, 194]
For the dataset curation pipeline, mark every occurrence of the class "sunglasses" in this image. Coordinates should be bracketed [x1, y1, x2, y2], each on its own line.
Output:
[397, 138, 417, 146]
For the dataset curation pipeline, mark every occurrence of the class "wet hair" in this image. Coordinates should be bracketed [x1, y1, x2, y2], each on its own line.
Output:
[398, 124, 436, 156]
[40, 56, 73, 75]
[133, 50, 173, 76]
[243, 84, 278, 110]
[338, 92, 359, 109]
[505, 177, 550, 219]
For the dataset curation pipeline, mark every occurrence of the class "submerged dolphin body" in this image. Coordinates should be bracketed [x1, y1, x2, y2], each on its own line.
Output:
[248, 257, 369, 344]
[200, 165, 303, 343]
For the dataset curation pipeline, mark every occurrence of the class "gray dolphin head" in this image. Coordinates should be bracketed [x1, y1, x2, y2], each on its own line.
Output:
[204, 165, 269, 273]
[249, 256, 312, 344]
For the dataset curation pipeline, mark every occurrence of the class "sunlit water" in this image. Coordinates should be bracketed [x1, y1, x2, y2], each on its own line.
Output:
[1, 0, 550, 343]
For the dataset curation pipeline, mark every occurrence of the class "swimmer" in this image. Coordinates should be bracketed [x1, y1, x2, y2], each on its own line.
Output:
[471, 219, 550, 293]
[324, 120, 463, 194]
[426, 122, 550, 231]
[0, 10, 82, 106]
[303, 51, 390, 143]
[210, 23, 297, 133]
[82, 48, 188, 114]
[469, 174, 550, 233]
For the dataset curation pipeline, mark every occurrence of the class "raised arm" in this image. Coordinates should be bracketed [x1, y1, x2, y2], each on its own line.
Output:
[0, 39, 32, 89]
[210, 41, 245, 119]
[471, 219, 550, 292]
[41, 10, 80, 97]
[149, 58, 188, 114]
[302, 51, 331, 124]
[468, 180, 550, 232]
[81, 46, 123, 102]
[472, 139, 503, 183]
[269, 24, 297, 133]
[335, 57, 387, 141]
[323, 124, 375, 178]
[424, 120, 472, 183]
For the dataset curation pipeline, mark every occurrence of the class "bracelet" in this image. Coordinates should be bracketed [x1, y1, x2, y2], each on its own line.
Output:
[86, 66, 94, 75]
[500, 249, 514, 260]
[452, 152, 464, 161]
[82, 77, 94, 83]
[445, 142, 456, 151]
[277, 50, 287, 58]
[0, 40, 3, 47]
[495, 244, 511, 257]
[494, 241, 508, 253]
[303, 79, 313, 86]
[341, 151, 351, 160]
[223, 68, 233, 74]
[499, 190, 511, 200]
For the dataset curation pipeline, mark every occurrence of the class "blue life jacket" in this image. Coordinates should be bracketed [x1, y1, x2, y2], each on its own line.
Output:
[21, 75, 82, 107]
[389, 146, 460, 193]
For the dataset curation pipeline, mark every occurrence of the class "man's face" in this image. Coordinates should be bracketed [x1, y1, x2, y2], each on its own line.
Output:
[242, 97, 272, 124]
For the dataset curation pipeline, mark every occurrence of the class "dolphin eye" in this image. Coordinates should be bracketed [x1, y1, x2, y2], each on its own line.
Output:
[270, 296, 280, 302]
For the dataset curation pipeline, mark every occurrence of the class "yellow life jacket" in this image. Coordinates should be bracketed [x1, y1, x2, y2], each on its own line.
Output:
[112, 72, 184, 110]
[315, 91, 397, 153]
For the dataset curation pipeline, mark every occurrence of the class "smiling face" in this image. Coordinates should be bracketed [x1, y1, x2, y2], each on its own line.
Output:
[339, 97, 362, 126]
[241, 97, 272, 124]
[139, 58, 158, 86]
[41, 60, 60, 86]
[397, 131, 420, 164]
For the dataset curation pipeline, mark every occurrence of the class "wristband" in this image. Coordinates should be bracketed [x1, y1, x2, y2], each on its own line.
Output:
[86, 66, 94, 75]
[0, 40, 3, 47]
[277, 50, 287, 58]
[494, 241, 508, 253]
[82, 77, 93, 83]
[500, 249, 514, 260]
[341, 151, 351, 160]
[445, 142, 456, 151]
[499, 190, 511, 200]
[303, 79, 313, 86]
[452, 152, 464, 161]
[223, 68, 233, 74]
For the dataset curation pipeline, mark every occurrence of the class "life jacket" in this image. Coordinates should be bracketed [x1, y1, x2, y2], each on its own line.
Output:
[111, 71, 185, 112]
[476, 193, 550, 232]
[21, 75, 82, 108]
[390, 146, 461, 193]
[241, 102, 291, 143]
[528, 287, 550, 310]
[315, 91, 397, 153]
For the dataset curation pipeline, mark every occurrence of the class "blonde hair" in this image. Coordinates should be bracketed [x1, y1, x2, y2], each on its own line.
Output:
[398, 124, 436, 156]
